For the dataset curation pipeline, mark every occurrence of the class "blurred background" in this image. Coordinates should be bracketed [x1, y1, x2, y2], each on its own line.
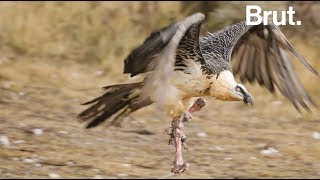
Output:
[0, 1, 319, 178]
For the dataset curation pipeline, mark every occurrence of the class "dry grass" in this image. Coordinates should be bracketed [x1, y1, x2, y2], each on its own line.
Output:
[0, 1, 319, 178]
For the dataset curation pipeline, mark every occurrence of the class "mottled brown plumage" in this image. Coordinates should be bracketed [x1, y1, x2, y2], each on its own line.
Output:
[78, 12, 319, 174]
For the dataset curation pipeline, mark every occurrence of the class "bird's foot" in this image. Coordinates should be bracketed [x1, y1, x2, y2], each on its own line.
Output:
[188, 98, 206, 113]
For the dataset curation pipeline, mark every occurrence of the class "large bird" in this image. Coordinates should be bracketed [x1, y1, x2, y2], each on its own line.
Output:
[79, 13, 319, 174]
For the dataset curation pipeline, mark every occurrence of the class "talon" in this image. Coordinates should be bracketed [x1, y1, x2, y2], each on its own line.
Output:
[188, 98, 206, 113]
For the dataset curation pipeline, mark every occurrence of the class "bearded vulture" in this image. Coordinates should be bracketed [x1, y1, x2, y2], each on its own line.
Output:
[78, 13, 319, 174]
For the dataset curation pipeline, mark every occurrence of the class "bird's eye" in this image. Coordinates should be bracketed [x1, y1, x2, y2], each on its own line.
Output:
[236, 87, 241, 92]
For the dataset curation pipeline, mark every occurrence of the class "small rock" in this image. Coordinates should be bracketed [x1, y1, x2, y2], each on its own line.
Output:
[121, 163, 131, 168]
[214, 146, 224, 151]
[35, 163, 42, 167]
[260, 147, 279, 155]
[48, 173, 61, 179]
[197, 132, 207, 138]
[58, 131, 68, 134]
[117, 173, 127, 177]
[11, 157, 19, 161]
[0, 135, 10, 147]
[92, 175, 104, 179]
[271, 101, 282, 105]
[224, 157, 232, 160]
[94, 70, 104, 76]
[209, 145, 224, 151]
[23, 159, 34, 163]
[250, 156, 257, 160]
[312, 132, 320, 140]
[33, 129, 43, 135]
[66, 161, 74, 165]
[256, 143, 266, 148]
[18, 92, 25, 96]
[3, 81, 13, 88]
[13, 140, 25, 144]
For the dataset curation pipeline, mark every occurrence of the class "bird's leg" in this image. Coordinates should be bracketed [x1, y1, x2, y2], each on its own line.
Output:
[188, 97, 207, 114]
[170, 98, 206, 174]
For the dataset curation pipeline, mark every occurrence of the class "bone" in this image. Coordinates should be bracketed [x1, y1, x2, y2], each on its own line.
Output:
[169, 98, 206, 174]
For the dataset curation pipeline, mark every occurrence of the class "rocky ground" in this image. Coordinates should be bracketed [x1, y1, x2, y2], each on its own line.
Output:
[0, 39, 320, 178]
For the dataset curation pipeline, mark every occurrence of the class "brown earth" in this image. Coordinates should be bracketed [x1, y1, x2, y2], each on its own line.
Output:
[0, 41, 319, 178]
[0, 2, 320, 179]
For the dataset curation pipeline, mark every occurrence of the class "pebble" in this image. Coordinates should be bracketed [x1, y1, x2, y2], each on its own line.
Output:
[11, 157, 19, 161]
[121, 163, 131, 168]
[92, 175, 104, 179]
[18, 92, 25, 96]
[312, 132, 320, 140]
[85, 142, 92, 145]
[48, 173, 61, 179]
[214, 146, 224, 151]
[95, 70, 104, 76]
[197, 132, 207, 138]
[13, 140, 26, 144]
[256, 143, 266, 148]
[23, 159, 34, 163]
[250, 156, 257, 160]
[224, 157, 232, 160]
[35, 163, 42, 167]
[117, 173, 127, 177]
[271, 101, 282, 105]
[66, 161, 74, 165]
[260, 147, 279, 155]
[58, 131, 68, 134]
[33, 129, 43, 135]
[0, 135, 10, 147]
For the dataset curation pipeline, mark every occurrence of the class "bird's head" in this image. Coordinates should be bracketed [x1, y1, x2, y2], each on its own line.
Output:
[229, 83, 254, 105]
[209, 71, 254, 105]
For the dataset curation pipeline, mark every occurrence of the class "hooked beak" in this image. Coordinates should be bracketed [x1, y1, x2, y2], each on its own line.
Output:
[244, 94, 254, 106]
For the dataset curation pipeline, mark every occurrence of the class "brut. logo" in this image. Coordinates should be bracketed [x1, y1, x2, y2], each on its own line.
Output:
[246, 5, 302, 26]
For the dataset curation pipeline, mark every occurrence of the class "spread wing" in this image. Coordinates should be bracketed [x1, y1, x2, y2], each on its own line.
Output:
[231, 21, 319, 111]
[123, 12, 205, 77]
[123, 13, 206, 109]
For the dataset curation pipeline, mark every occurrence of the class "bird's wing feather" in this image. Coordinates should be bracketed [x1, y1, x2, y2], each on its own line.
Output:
[231, 21, 319, 111]
[123, 13, 205, 77]
[123, 13, 205, 110]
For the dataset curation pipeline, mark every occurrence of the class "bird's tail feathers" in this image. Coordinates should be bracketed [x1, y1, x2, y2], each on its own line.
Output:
[78, 82, 152, 128]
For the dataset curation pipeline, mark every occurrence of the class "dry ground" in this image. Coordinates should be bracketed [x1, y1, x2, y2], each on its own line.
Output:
[0, 2, 320, 179]
[0, 37, 319, 179]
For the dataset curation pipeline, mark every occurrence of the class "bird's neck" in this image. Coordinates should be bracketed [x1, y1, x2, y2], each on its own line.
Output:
[209, 70, 238, 101]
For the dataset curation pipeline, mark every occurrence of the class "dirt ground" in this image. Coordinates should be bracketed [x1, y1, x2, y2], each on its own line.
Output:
[0, 41, 320, 178]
